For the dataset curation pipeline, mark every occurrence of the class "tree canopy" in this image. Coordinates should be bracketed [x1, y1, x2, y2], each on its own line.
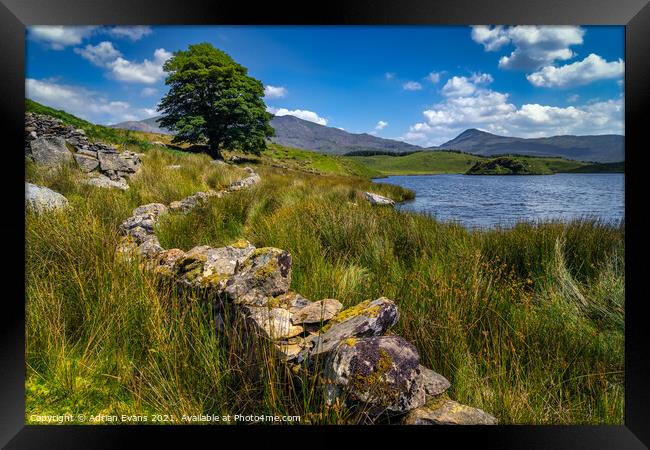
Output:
[157, 42, 274, 159]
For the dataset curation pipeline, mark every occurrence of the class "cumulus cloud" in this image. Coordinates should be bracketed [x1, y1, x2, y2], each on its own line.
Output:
[74, 41, 122, 67]
[29, 26, 97, 50]
[471, 25, 585, 71]
[527, 53, 624, 88]
[109, 48, 172, 84]
[26, 78, 155, 124]
[401, 75, 623, 146]
[267, 107, 327, 125]
[264, 85, 288, 99]
[403, 81, 422, 91]
[441, 73, 492, 97]
[375, 120, 388, 130]
[106, 26, 152, 41]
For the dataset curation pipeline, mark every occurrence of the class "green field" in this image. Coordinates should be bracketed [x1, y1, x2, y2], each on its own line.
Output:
[25, 101, 624, 425]
[347, 150, 622, 176]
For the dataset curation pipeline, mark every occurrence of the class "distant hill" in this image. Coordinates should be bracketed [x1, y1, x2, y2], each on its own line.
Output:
[109, 115, 624, 163]
[109, 116, 172, 135]
[433, 128, 624, 163]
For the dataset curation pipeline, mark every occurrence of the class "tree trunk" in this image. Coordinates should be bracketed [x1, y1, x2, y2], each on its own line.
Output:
[208, 138, 222, 160]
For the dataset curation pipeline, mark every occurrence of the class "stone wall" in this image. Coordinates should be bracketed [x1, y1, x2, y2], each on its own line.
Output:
[116, 169, 497, 425]
[25, 113, 141, 190]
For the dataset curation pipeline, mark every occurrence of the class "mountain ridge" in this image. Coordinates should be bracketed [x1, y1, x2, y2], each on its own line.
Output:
[109, 115, 625, 163]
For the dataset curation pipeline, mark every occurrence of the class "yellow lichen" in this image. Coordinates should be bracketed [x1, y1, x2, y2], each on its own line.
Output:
[349, 348, 397, 407]
[230, 239, 250, 249]
[342, 337, 358, 347]
[320, 299, 381, 332]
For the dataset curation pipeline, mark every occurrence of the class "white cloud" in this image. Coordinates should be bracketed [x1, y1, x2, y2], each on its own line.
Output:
[109, 48, 172, 84]
[385, 72, 396, 80]
[267, 107, 327, 125]
[527, 53, 624, 88]
[264, 85, 288, 99]
[26, 78, 157, 124]
[401, 76, 623, 146]
[403, 81, 422, 91]
[106, 26, 152, 41]
[74, 41, 122, 67]
[140, 87, 158, 97]
[441, 73, 492, 97]
[471, 25, 585, 71]
[375, 120, 388, 131]
[427, 72, 442, 83]
[29, 26, 97, 50]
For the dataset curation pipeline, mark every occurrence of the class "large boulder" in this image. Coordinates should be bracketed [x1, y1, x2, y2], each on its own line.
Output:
[25, 182, 69, 214]
[322, 335, 425, 414]
[403, 399, 497, 425]
[28, 136, 74, 166]
[309, 298, 399, 355]
[224, 247, 292, 306]
[97, 150, 140, 174]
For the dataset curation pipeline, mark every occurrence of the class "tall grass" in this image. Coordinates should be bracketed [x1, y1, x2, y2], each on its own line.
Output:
[26, 149, 624, 424]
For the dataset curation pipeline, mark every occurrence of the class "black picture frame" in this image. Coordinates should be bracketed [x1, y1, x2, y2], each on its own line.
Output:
[2, 0, 649, 447]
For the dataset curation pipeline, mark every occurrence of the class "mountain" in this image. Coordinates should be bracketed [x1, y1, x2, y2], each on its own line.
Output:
[110, 116, 624, 163]
[268, 115, 422, 155]
[433, 129, 624, 163]
[109, 116, 172, 135]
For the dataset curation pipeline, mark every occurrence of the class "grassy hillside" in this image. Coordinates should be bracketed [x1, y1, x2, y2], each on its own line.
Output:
[466, 156, 554, 175]
[25, 102, 624, 425]
[348, 150, 621, 176]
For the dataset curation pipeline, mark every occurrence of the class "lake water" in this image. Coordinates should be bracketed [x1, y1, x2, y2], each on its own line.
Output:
[373, 173, 625, 229]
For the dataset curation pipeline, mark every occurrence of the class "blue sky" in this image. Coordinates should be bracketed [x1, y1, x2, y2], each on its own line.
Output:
[26, 25, 624, 146]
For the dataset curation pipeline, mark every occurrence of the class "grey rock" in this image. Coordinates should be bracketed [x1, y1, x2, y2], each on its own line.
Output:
[245, 306, 304, 340]
[291, 299, 343, 325]
[403, 399, 497, 425]
[322, 335, 425, 414]
[363, 192, 395, 206]
[310, 297, 399, 356]
[418, 365, 451, 397]
[73, 153, 100, 172]
[132, 203, 168, 218]
[120, 213, 157, 233]
[83, 173, 129, 190]
[225, 247, 292, 306]
[25, 182, 69, 214]
[138, 237, 164, 259]
[228, 172, 261, 191]
[97, 151, 139, 173]
[29, 136, 74, 166]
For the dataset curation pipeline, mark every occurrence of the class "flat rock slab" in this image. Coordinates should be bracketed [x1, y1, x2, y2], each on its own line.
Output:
[73, 153, 100, 172]
[310, 297, 399, 356]
[403, 399, 497, 425]
[25, 182, 69, 214]
[29, 136, 74, 166]
[418, 365, 451, 397]
[323, 335, 425, 414]
[132, 203, 168, 218]
[291, 299, 343, 324]
[83, 173, 129, 190]
[245, 306, 304, 340]
[364, 192, 395, 206]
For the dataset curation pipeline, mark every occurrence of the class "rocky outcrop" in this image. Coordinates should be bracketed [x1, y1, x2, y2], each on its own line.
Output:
[113, 168, 496, 425]
[25, 113, 141, 189]
[25, 182, 69, 214]
[364, 192, 395, 206]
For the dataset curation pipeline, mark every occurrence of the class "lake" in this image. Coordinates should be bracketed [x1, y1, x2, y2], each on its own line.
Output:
[373, 173, 625, 229]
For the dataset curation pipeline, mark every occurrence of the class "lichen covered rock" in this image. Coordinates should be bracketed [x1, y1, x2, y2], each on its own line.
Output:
[28, 136, 74, 166]
[322, 335, 425, 414]
[25, 182, 69, 214]
[418, 365, 451, 397]
[363, 192, 395, 206]
[403, 399, 497, 425]
[310, 297, 399, 355]
[245, 306, 304, 340]
[224, 247, 292, 306]
[291, 299, 343, 325]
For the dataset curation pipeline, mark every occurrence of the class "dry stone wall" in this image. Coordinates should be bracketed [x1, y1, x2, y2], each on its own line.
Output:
[117, 169, 497, 425]
[25, 113, 141, 190]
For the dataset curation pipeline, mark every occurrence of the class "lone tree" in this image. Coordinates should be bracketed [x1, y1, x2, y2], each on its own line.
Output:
[158, 43, 274, 159]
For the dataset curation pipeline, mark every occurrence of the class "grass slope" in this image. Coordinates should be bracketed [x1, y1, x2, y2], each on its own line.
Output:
[25, 103, 624, 425]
